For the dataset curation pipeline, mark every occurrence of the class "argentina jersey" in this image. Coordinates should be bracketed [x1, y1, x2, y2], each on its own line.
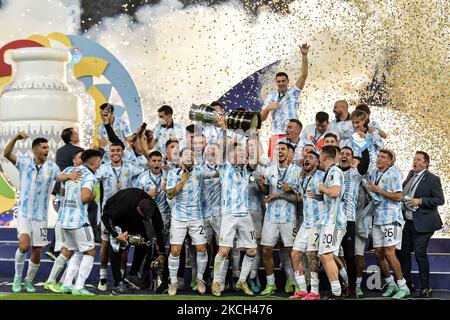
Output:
[219, 163, 250, 216]
[15, 156, 60, 221]
[98, 117, 132, 142]
[321, 165, 346, 230]
[59, 166, 96, 229]
[203, 125, 222, 146]
[153, 123, 185, 156]
[299, 170, 325, 228]
[248, 164, 266, 214]
[135, 170, 171, 225]
[342, 168, 363, 222]
[264, 163, 297, 224]
[166, 165, 204, 221]
[264, 86, 302, 135]
[96, 162, 143, 208]
[201, 164, 222, 218]
[348, 129, 384, 163]
[367, 167, 404, 226]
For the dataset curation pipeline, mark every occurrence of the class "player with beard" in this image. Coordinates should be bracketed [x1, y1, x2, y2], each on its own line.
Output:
[289, 151, 324, 299]
[337, 146, 369, 296]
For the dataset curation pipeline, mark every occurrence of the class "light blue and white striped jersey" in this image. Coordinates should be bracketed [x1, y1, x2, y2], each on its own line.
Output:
[329, 119, 353, 148]
[298, 170, 325, 228]
[263, 86, 302, 135]
[135, 169, 171, 225]
[284, 163, 303, 193]
[98, 117, 132, 142]
[341, 168, 363, 222]
[321, 165, 346, 230]
[248, 164, 266, 214]
[203, 126, 223, 146]
[367, 167, 404, 226]
[153, 123, 186, 156]
[201, 164, 222, 218]
[264, 163, 298, 224]
[167, 165, 213, 221]
[96, 162, 143, 208]
[15, 156, 60, 222]
[219, 163, 250, 216]
[59, 166, 96, 229]
[345, 129, 383, 163]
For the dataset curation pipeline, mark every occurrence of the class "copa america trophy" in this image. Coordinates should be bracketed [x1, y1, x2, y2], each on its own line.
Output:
[189, 104, 261, 131]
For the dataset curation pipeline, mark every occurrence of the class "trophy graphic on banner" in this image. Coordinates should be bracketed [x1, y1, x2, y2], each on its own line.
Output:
[189, 104, 261, 131]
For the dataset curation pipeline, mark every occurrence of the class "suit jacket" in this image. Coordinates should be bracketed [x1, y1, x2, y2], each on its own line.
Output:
[402, 170, 445, 233]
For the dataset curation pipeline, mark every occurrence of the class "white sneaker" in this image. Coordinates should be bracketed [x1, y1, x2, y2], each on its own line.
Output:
[197, 279, 206, 294]
[168, 283, 178, 296]
[97, 279, 108, 291]
[220, 281, 225, 292]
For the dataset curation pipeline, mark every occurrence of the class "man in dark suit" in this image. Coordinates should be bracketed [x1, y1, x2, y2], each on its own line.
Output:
[397, 151, 445, 298]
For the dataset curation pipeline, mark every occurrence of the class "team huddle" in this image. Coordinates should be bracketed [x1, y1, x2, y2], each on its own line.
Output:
[3, 43, 442, 299]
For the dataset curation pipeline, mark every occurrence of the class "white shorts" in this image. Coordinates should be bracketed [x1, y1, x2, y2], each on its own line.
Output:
[249, 210, 263, 239]
[100, 220, 109, 242]
[204, 215, 221, 244]
[372, 224, 402, 250]
[293, 224, 320, 253]
[219, 214, 257, 249]
[54, 221, 63, 252]
[16, 215, 48, 247]
[170, 218, 207, 246]
[261, 219, 297, 247]
[318, 224, 346, 256]
[61, 226, 95, 253]
[355, 234, 368, 256]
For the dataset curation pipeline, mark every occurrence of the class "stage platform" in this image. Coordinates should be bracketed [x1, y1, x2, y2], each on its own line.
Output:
[1, 227, 449, 293]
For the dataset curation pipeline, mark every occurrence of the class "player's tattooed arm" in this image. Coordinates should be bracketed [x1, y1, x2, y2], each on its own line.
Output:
[167, 172, 189, 199]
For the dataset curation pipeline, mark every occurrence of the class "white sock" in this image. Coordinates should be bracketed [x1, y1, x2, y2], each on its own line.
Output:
[231, 248, 240, 278]
[220, 258, 229, 288]
[280, 248, 294, 280]
[311, 272, 319, 295]
[239, 254, 255, 282]
[294, 271, 307, 292]
[25, 261, 40, 282]
[168, 254, 180, 284]
[74, 255, 94, 290]
[196, 251, 208, 281]
[63, 252, 83, 287]
[356, 276, 363, 289]
[339, 267, 349, 286]
[397, 278, 407, 290]
[266, 273, 275, 285]
[59, 267, 67, 284]
[213, 254, 225, 283]
[385, 275, 395, 287]
[250, 247, 260, 279]
[99, 268, 108, 280]
[120, 268, 125, 277]
[48, 254, 68, 283]
[331, 280, 341, 296]
[14, 249, 26, 278]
